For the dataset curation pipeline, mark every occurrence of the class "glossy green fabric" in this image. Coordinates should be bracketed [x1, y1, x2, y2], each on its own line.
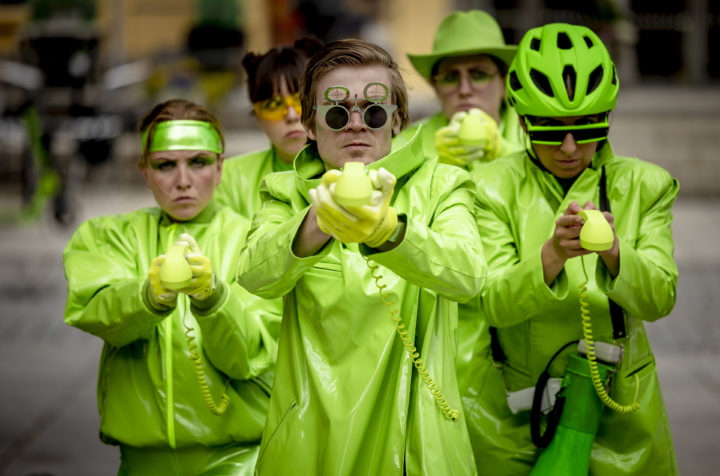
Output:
[63, 204, 281, 473]
[237, 130, 486, 475]
[464, 142, 679, 475]
[215, 147, 293, 221]
[397, 106, 523, 393]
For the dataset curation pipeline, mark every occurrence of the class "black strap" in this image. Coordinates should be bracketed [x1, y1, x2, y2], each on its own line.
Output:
[489, 326, 506, 363]
[599, 166, 626, 339]
[529, 339, 577, 448]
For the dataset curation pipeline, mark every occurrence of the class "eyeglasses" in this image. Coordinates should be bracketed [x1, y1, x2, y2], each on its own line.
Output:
[524, 116, 609, 145]
[314, 83, 397, 131]
[253, 93, 301, 121]
[432, 69, 499, 91]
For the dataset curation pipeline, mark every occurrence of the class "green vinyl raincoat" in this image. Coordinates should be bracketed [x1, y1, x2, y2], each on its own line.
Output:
[237, 130, 486, 475]
[397, 105, 524, 393]
[215, 146, 293, 221]
[463, 142, 679, 475]
[63, 204, 281, 473]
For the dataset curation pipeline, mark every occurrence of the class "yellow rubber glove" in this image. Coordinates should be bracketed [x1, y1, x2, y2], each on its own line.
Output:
[309, 167, 398, 247]
[435, 108, 502, 166]
[148, 255, 179, 309]
[174, 233, 215, 301]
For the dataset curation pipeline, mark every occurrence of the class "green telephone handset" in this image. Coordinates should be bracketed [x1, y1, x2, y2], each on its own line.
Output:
[159, 243, 192, 289]
[577, 209, 614, 252]
[334, 162, 460, 421]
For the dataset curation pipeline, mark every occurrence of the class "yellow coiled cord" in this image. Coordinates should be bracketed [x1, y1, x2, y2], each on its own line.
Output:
[364, 256, 460, 422]
[184, 323, 231, 416]
[579, 256, 640, 415]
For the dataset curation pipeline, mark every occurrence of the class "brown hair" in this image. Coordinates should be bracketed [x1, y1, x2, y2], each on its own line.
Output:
[242, 37, 323, 104]
[300, 39, 409, 137]
[137, 99, 224, 166]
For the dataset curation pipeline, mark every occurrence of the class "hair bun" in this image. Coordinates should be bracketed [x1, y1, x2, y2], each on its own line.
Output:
[294, 36, 324, 57]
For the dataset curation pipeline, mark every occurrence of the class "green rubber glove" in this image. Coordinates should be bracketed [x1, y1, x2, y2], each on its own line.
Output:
[435, 108, 502, 166]
[174, 233, 215, 301]
[148, 255, 179, 309]
[309, 167, 398, 247]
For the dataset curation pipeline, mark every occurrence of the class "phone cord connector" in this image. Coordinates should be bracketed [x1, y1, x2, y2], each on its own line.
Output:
[579, 256, 640, 415]
[365, 256, 460, 422]
[184, 323, 231, 416]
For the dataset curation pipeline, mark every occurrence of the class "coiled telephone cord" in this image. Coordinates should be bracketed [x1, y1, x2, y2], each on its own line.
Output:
[579, 256, 640, 415]
[365, 256, 460, 422]
[184, 323, 231, 415]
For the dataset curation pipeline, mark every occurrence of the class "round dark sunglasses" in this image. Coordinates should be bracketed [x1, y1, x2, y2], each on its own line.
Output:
[314, 82, 397, 131]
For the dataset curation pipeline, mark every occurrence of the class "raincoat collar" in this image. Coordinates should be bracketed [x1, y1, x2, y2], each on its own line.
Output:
[270, 145, 294, 172]
[293, 127, 426, 203]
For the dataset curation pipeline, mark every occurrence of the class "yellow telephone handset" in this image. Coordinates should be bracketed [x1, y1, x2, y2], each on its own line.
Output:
[578, 209, 614, 252]
[159, 242, 193, 290]
[334, 161, 373, 207]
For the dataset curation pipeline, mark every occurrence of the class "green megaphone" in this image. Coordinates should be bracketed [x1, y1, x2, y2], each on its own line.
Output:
[529, 352, 613, 476]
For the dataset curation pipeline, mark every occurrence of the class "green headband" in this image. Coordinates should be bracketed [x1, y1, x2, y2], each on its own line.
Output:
[143, 120, 222, 154]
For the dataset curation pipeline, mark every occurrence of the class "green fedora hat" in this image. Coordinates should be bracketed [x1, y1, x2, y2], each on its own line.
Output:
[407, 10, 517, 82]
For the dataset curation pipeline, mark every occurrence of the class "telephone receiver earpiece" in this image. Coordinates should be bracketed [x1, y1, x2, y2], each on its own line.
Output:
[334, 161, 373, 207]
[577, 209, 614, 252]
[458, 109, 488, 146]
[159, 243, 192, 289]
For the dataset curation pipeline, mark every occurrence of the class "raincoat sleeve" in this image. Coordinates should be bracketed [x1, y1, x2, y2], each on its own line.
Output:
[363, 165, 486, 303]
[237, 180, 332, 299]
[191, 281, 280, 379]
[595, 167, 679, 321]
[63, 217, 168, 348]
[474, 182, 569, 328]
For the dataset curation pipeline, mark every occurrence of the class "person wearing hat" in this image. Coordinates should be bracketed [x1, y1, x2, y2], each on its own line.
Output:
[403, 10, 525, 396]
[402, 9, 525, 171]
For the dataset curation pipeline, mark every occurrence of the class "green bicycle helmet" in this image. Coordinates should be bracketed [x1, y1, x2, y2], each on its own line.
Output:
[506, 23, 618, 117]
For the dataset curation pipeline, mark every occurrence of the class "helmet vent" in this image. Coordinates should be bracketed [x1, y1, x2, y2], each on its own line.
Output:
[562, 65, 576, 101]
[584, 36, 594, 48]
[612, 66, 617, 85]
[530, 38, 541, 51]
[587, 65, 604, 95]
[530, 69, 554, 98]
[557, 32, 572, 50]
[509, 71, 522, 91]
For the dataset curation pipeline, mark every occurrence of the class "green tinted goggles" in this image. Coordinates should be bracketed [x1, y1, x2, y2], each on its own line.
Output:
[524, 118, 609, 145]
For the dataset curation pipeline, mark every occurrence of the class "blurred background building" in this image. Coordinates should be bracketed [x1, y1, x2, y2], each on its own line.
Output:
[0, 0, 717, 214]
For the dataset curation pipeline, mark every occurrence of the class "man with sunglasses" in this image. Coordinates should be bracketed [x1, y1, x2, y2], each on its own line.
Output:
[462, 23, 679, 475]
[237, 39, 485, 475]
[403, 10, 525, 169]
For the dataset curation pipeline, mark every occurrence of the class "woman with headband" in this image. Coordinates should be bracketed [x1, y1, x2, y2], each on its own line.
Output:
[62, 99, 280, 475]
[215, 37, 323, 221]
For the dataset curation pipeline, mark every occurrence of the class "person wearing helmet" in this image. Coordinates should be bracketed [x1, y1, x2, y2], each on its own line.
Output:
[402, 10, 525, 171]
[463, 23, 678, 475]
